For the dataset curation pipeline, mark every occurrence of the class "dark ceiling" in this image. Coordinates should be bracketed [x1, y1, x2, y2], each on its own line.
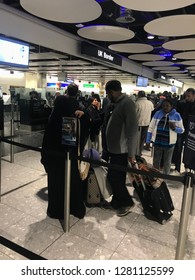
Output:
[1, 0, 195, 84]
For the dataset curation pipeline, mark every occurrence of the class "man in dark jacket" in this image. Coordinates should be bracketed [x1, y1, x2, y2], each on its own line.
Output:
[105, 80, 138, 217]
[172, 87, 195, 172]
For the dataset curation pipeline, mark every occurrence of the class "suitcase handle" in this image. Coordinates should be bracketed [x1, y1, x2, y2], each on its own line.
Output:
[128, 161, 146, 191]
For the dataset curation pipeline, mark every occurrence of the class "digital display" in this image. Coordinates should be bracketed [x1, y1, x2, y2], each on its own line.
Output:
[171, 85, 177, 93]
[0, 36, 29, 68]
[136, 76, 148, 87]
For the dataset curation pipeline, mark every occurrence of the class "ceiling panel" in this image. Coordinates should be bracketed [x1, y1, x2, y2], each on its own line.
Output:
[1, 0, 195, 84]
[20, 0, 102, 23]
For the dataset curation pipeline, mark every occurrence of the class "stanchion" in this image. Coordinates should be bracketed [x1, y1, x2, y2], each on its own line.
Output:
[175, 170, 194, 260]
[10, 99, 15, 163]
[16, 102, 20, 129]
[10, 119, 14, 163]
[190, 174, 195, 216]
[0, 137, 2, 202]
[63, 151, 71, 232]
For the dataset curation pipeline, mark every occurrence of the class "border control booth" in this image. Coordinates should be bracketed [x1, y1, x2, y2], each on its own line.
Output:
[20, 89, 52, 131]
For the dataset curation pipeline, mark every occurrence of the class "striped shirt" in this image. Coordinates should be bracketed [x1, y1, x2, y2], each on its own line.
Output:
[154, 115, 174, 147]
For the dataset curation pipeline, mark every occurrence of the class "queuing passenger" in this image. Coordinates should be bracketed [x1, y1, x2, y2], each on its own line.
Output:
[172, 88, 195, 172]
[135, 90, 154, 155]
[29, 90, 39, 100]
[101, 95, 112, 162]
[55, 91, 61, 98]
[146, 99, 184, 174]
[102, 93, 110, 114]
[86, 94, 102, 151]
[41, 83, 87, 220]
[105, 80, 138, 216]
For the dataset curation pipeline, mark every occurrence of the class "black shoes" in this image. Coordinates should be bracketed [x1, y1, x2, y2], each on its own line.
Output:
[116, 203, 135, 217]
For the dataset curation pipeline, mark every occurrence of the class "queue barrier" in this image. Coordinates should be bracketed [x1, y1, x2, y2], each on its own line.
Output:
[0, 136, 195, 260]
[0, 236, 47, 260]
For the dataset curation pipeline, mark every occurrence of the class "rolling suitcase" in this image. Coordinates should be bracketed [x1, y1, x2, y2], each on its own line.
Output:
[130, 156, 174, 224]
[86, 166, 112, 207]
[86, 170, 101, 205]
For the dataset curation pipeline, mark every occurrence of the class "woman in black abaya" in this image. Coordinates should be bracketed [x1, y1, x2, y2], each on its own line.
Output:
[41, 87, 88, 219]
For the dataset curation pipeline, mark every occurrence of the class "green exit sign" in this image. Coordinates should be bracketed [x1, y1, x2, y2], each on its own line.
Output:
[83, 84, 94, 88]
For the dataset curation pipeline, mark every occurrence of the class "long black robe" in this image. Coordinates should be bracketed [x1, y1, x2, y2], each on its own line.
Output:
[41, 95, 87, 219]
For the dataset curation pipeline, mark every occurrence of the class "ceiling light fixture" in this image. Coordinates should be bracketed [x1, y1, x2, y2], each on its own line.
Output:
[75, 24, 84, 28]
[116, 7, 135, 23]
[147, 34, 154, 39]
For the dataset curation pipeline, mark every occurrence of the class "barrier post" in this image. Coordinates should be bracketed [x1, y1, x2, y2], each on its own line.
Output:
[16, 102, 20, 129]
[0, 137, 2, 202]
[10, 119, 14, 163]
[63, 151, 71, 232]
[175, 170, 194, 260]
[190, 174, 195, 216]
[10, 100, 15, 163]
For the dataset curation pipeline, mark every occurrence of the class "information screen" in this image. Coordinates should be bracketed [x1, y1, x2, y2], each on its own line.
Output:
[0, 36, 29, 68]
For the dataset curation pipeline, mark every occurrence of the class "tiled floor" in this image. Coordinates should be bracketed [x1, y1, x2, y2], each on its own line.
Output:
[0, 129, 195, 260]
[0, 118, 195, 260]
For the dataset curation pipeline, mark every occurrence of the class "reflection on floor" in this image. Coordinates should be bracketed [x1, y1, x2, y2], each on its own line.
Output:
[0, 146, 195, 260]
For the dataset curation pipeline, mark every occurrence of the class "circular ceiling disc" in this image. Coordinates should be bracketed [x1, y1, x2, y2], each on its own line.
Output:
[78, 25, 135, 41]
[187, 66, 195, 70]
[152, 66, 180, 71]
[143, 61, 173, 67]
[174, 51, 195, 60]
[144, 15, 195, 37]
[20, 0, 102, 23]
[169, 73, 188, 76]
[163, 38, 195, 51]
[112, 0, 195, 12]
[128, 54, 164, 61]
[180, 60, 195, 65]
[160, 70, 187, 74]
[108, 43, 153, 53]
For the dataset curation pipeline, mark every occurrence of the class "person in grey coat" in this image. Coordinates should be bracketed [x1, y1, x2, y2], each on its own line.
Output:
[105, 80, 138, 217]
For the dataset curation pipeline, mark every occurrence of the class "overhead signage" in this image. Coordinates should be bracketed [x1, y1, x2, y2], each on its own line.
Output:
[83, 84, 94, 88]
[47, 82, 69, 88]
[183, 115, 195, 170]
[81, 42, 122, 66]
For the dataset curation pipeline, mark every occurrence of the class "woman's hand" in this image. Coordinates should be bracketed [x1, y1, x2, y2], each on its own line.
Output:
[169, 122, 176, 131]
[75, 110, 84, 118]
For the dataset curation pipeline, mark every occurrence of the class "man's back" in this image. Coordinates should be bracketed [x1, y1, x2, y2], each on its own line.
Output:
[136, 97, 154, 126]
[106, 94, 138, 157]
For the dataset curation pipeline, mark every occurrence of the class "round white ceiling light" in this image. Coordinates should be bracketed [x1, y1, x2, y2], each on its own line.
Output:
[20, 0, 102, 23]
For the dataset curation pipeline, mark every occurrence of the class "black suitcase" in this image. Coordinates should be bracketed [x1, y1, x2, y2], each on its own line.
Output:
[133, 180, 174, 224]
[131, 157, 174, 224]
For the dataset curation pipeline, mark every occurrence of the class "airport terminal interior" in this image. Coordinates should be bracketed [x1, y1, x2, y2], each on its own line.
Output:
[1, 1, 195, 260]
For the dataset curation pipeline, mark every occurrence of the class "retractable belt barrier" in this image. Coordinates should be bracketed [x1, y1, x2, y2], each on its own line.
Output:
[0, 236, 47, 260]
[0, 136, 194, 260]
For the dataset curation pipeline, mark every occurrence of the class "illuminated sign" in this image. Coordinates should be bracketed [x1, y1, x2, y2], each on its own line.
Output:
[83, 84, 94, 88]
[81, 42, 122, 66]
